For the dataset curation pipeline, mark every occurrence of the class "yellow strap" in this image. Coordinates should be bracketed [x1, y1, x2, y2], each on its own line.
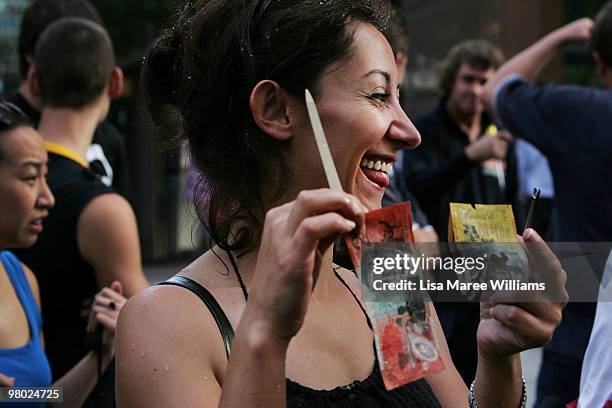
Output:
[44, 141, 89, 169]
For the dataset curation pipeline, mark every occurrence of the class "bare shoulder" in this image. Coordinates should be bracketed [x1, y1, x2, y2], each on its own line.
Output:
[178, 250, 246, 330]
[116, 255, 232, 407]
[21, 263, 41, 307]
[77, 193, 137, 249]
[79, 192, 134, 226]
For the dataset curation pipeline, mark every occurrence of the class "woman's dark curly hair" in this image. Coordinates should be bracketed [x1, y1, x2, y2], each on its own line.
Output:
[142, 0, 392, 252]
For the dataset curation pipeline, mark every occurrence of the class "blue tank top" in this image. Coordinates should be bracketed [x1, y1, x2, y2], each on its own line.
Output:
[0, 251, 52, 390]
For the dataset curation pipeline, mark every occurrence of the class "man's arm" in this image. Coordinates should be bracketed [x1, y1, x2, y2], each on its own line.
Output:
[77, 193, 149, 297]
[402, 130, 475, 206]
[483, 18, 593, 112]
[404, 134, 508, 206]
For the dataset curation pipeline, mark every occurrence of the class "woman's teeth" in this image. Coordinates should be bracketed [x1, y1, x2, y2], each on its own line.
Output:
[360, 158, 393, 175]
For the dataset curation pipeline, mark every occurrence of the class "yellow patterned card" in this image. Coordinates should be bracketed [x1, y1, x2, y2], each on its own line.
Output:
[448, 203, 517, 243]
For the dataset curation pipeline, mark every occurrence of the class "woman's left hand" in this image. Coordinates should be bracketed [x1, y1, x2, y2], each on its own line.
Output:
[86, 281, 127, 354]
[476, 228, 568, 357]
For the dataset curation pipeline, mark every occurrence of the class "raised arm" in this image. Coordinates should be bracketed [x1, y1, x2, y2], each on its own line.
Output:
[116, 189, 364, 407]
[483, 18, 593, 112]
[77, 193, 149, 297]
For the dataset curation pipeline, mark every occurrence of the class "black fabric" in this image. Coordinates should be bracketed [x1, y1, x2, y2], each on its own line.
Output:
[534, 350, 582, 408]
[401, 99, 517, 240]
[82, 360, 116, 408]
[159, 276, 233, 359]
[382, 172, 431, 228]
[7, 92, 130, 197]
[434, 302, 480, 385]
[162, 276, 441, 407]
[285, 367, 440, 408]
[14, 153, 113, 380]
[400, 100, 517, 386]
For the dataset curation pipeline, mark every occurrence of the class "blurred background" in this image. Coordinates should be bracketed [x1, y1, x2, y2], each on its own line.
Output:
[0, 0, 607, 263]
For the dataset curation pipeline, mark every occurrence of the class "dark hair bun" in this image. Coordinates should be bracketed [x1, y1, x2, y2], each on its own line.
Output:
[141, 26, 185, 142]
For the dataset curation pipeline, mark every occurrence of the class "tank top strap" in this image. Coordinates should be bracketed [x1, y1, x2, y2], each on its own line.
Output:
[332, 267, 373, 330]
[159, 276, 234, 359]
[0, 251, 42, 337]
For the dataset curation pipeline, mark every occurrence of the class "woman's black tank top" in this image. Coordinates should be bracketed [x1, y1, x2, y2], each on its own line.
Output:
[160, 274, 441, 407]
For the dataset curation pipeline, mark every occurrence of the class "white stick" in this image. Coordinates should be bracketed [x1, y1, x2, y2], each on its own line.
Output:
[305, 89, 342, 191]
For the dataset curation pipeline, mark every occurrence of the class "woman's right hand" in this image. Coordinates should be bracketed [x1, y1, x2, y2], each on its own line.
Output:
[0, 372, 15, 387]
[244, 189, 366, 342]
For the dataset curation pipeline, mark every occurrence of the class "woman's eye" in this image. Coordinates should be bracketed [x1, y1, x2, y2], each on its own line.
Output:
[371, 93, 391, 102]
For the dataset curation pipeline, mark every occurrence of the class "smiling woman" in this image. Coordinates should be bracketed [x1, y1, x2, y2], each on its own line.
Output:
[116, 1, 566, 407]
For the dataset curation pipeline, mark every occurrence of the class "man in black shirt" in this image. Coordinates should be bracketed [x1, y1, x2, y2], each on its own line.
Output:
[399, 40, 517, 385]
[401, 40, 517, 239]
[8, 0, 130, 197]
[14, 18, 148, 402]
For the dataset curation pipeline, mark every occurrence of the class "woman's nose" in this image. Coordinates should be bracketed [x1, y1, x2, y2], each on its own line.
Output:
[38, 179, 55, 209]
[388, 101, 421, 149]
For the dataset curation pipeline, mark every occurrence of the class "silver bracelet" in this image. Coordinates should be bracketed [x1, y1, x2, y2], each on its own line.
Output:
[468, 376, 527, 408]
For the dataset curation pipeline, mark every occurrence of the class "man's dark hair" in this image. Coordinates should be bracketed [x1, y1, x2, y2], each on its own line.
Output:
[591, 0, 612, 67]
[384, 8, 409, 57]
[439, 39, 505, 97]
[35, 17, 115, 108]
[18, 0, 102, 78]
[0, 101, 33, 162]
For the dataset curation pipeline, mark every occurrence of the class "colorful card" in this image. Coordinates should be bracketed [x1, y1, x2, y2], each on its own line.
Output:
[448, 203, 518, 243]
[343, 202, 445, 390]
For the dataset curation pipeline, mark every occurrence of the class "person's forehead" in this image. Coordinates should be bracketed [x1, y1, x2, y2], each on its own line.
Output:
[0, 127, 47, 166]
[457, 62, 494, 77]
[324, 23, 397, 85]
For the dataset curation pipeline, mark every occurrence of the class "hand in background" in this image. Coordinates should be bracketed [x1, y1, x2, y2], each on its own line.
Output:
[555, 18, 594, 45]
[465, 131, 512, 162]
[0, 372, 15, 387]
[86, 281, 126, 355]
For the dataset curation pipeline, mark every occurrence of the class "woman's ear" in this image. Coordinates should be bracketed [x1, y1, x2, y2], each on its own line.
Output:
[108, 67, 125, 99]
[249, 80, 294, 141]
